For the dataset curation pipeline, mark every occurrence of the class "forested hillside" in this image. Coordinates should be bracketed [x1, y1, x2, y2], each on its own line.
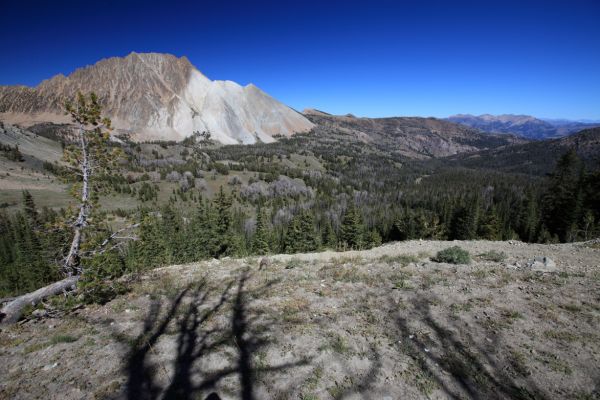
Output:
[1, 109, 599, 300]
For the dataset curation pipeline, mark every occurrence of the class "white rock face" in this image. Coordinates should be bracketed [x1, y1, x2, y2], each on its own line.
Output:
[0, 53, 313, 143]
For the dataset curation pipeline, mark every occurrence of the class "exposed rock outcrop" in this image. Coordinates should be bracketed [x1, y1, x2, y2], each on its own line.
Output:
[0, 52, 313, 143]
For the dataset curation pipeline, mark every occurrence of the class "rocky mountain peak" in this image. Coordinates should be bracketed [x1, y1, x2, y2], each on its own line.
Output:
[0, 53, 313, 143]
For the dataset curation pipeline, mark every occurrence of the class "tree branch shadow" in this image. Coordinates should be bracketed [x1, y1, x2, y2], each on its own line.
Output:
[113, 270, 311, 400]
[390, 292, 549, 400]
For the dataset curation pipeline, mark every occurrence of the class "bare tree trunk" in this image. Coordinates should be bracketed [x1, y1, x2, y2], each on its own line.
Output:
[1, 123, 91, 326]
[64, 122, 89, 276]
[1, 97, 127, 326]
[0, 276, 79, 325]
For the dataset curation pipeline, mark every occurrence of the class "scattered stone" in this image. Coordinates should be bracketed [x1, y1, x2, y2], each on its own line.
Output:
[527, 256, 557, 273]
[259, 257, 271, 270]
[42, 362, 58, 371]
[32, 309, 48, 318]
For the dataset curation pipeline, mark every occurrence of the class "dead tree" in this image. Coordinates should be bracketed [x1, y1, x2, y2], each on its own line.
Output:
[1, 93, 123, 325]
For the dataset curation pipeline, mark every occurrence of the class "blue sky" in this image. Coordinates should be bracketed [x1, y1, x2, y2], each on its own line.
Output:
[1, 0, 599, 119]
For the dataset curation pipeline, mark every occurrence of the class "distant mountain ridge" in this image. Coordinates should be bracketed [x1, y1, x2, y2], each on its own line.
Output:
[447, 113, 599, 140]
[445, 127, 600, 175]
[304, 111, 526, 158]
[0, 52, 313, 143]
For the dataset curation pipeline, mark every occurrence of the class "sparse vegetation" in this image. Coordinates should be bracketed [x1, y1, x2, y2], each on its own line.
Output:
[432, 246, 471, 264]
[50, 334, 78, 345]
[544, 330, 578, 343]
[1, 239, 598, 399]
[378, 254, 419, 266]
[477, 250, 506, 262]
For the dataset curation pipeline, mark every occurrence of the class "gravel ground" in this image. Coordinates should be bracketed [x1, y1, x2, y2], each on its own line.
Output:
[1, 240, 599, 400]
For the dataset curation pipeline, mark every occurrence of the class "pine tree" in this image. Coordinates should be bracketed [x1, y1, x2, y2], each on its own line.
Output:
[0, 212, 15, 266]
[321, 220, 337, 249]
[542, 150, 583, 242]
[341, 203, 363, 249]
[160, 205, 183, 263]
[477, 207, 501, 240]
[516, 190, 540, 242]
[187, 199, 213, 260]
[252, 206, 270, 255]
[137, 214, 166, 268]
[284, 213, 303, 253]
[450, 204, 477, 240]
[62, 92, 123, 275]
[22, 190, 39, 227]
[365, 229, 382, 248]
[582, 164, 600, 238]
[13, 212, 34, 267]
[298, 211, 319, 252]
[394, 209, 415, 240]
[213, 186, 233, 257]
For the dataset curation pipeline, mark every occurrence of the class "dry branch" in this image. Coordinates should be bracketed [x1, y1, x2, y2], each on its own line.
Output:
[0, 276, 79, 326]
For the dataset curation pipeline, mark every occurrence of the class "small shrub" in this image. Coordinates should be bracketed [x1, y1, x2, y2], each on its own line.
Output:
[433, 246, 471, 264]
[390, 271, 414, 290]
[393, 278, 413, 290]
[478, 250, 506, 262]
[329, 334, 350, 355]
[285, 258, 303, 269]
[50, 335, 78, 345]
[378, 254, 419, 266]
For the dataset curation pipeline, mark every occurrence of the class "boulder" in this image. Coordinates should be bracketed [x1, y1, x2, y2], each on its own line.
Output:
[527, 256, 557, 273]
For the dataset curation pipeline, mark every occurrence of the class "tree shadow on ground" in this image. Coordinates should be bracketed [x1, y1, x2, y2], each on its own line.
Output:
[391, 292, 549, 400]
[114, 270, 311, 400]
[327, 342, 383, 400]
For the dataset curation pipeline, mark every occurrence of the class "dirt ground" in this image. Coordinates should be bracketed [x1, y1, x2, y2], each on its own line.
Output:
[1, 240, 599, 400]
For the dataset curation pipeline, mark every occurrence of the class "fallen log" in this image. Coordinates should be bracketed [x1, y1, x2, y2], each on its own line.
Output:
[0, 276, 79, 326]
[0, 296, 17, 304]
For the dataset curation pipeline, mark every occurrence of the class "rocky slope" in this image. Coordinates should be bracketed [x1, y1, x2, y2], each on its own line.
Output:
[1, 240, 599, 399]
[304, 109, 526, 158]
[0, 53, 313, 144]
[447, 113, 599, 140]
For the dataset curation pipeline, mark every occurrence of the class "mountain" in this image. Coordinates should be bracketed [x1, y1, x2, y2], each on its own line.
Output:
[0, 52, 313, 144]
[447, 114, 599, 140]
[304, 109, 526, 158]
[445, 127, 600, 175]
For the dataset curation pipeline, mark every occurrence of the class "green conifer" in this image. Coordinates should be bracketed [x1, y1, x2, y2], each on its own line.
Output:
[542, 150, 583, 242]
[321, 220, 338, 249]
[253, 206, 270, 255]
[477, 207, 501, 240]
[341, 203, 364, 249]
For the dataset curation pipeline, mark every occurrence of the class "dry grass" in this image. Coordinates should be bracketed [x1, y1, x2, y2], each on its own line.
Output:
[1, 240, 599, 399]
